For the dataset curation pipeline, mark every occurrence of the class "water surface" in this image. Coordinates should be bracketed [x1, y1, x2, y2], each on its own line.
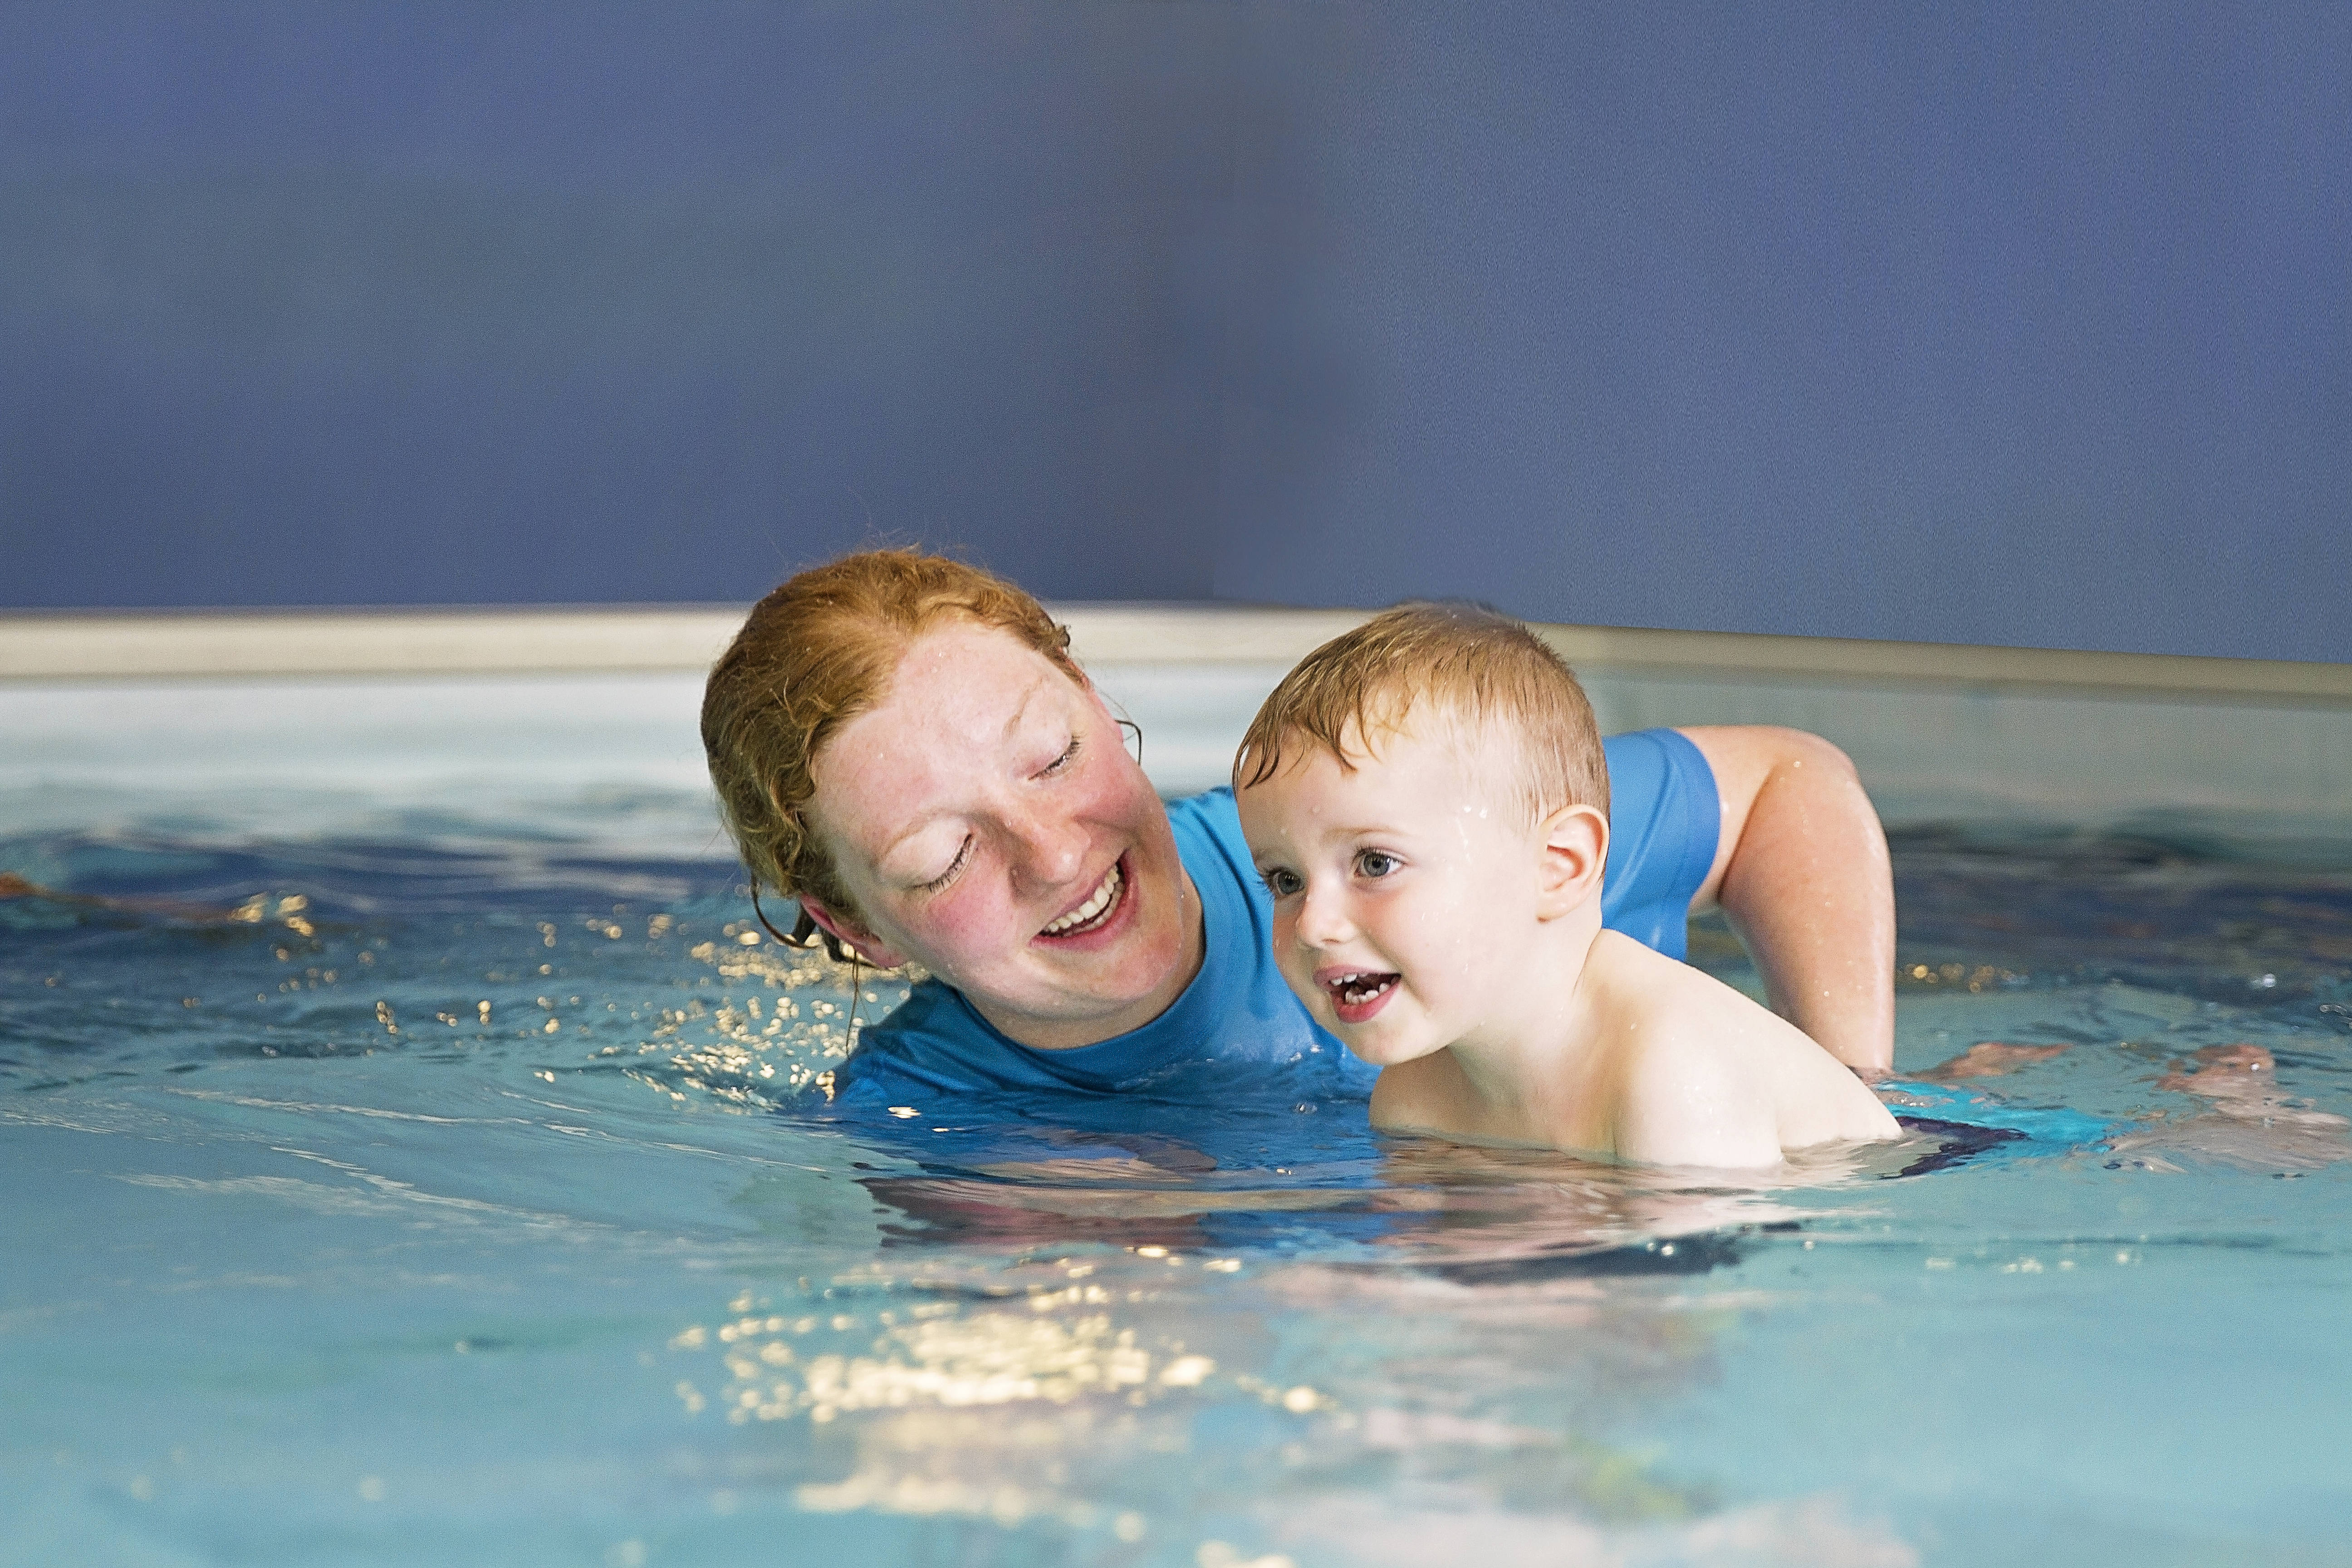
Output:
[5, 758, 2350, 1567]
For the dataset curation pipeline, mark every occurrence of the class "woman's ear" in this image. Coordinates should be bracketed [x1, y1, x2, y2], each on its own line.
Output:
[1534, 803, 1609, 920]
[797, 899, 911, 970]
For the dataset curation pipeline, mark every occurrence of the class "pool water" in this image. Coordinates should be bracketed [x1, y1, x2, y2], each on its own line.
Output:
[5, 696, 2352, 1566]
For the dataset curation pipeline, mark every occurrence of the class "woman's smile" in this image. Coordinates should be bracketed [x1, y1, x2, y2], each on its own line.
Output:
[1036, 854, 1129, 943]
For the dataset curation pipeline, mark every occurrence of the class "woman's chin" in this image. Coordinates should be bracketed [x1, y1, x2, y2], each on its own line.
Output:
[1069, 921, 1186, 1000]
[1038, 916, 1194, 1028]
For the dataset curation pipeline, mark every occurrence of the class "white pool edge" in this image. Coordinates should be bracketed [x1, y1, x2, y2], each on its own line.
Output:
[5, 603, 2351, 705]
[5, 607, 2349, 831]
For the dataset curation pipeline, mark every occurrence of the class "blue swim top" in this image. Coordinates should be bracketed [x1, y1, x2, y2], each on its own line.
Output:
[1877, 1079, 2116, 1175]
[834, 727, 1721, 1114]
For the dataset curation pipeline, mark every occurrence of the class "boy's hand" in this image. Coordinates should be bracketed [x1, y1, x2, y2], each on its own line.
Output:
[1678, 726, 1895, 1077]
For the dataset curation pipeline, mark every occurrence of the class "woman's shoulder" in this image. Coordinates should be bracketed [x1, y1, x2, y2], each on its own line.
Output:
[837, 978, 999, 1091]
[1163, 787, 1257, 898]
[1164, 785, 1240, 840]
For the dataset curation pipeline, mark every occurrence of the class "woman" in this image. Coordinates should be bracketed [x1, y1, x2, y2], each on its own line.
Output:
[701, 550, 1893, 1111]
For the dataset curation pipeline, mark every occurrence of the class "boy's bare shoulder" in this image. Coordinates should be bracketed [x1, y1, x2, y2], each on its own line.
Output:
[1591, 931, 1899, 1154]
[1585, 931, 1772, 1046]
[1584, 934, 1841, 1165]
[1610, 1024, 1783, 1167]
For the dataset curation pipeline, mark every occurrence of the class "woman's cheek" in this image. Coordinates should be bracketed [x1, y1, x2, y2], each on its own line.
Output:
[918, 881, 1012, 968]
[1089, 748, 1159, 833]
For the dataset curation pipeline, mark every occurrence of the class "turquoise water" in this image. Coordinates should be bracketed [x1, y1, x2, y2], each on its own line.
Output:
[5, 693, 2352, 1566]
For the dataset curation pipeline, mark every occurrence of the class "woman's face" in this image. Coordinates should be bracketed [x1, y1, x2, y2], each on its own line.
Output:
[804, 622, 1201, 1050]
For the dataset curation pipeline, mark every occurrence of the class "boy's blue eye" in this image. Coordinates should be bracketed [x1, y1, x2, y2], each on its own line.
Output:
[1261, 868, 1303, 899]
[1355, 850, 1398, 878]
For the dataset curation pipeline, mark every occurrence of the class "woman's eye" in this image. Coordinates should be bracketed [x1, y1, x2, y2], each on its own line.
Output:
[1355, 850, 1399, 879]
[921, 838, 971, 892]
[1261, 868, 1303, 899]
[1039, 735, 1081, 776]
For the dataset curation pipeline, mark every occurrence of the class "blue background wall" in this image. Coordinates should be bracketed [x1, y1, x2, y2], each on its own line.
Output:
[5, 2, 2347, 662]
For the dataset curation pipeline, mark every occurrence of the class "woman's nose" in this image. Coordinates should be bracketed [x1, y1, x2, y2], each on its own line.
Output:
[1006, 805, 1088, 887]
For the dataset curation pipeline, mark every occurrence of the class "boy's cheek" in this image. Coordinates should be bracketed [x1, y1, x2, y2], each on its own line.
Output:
[1265, 921, 1317, 1002]
[1266, 914, 1296, 971]
[1284, 968, 1329, 1020]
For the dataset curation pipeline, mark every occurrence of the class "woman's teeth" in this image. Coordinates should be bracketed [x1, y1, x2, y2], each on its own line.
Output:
[1041, 862, 1123, 936]
[1327, 971, 1398, 1006]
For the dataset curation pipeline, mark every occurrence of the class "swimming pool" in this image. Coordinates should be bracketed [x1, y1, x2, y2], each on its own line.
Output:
[5, 663, 2350, 1567]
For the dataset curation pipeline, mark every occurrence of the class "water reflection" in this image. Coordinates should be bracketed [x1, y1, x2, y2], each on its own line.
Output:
[669, 1132, 1921, 1561]
[854, 1133, 1891, 1277]
[661, 1216, 1915, 1566]
[1884, 823, 2352, 1004]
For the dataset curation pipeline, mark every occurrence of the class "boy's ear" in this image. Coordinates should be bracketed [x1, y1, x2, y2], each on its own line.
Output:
[1534, 803, 1609, 919]
[798, 899, 911, 970]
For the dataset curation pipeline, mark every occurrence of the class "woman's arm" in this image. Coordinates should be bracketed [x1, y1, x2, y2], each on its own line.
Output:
[1676, 726, 1895, 1077]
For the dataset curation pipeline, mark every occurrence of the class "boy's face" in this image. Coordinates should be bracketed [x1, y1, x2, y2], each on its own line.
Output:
[1236, 715, 1586, 1068]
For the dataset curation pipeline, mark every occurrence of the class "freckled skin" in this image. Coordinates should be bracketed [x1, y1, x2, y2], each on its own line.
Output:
[800, 625, 1202, 1051]
[1237, 718, 1900, 1167]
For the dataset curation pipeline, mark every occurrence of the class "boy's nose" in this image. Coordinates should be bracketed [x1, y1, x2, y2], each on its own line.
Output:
[1293, 884, 1356, 948]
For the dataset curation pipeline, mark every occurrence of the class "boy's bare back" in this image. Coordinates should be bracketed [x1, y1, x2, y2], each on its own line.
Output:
[1370, 931, 1898, 1166]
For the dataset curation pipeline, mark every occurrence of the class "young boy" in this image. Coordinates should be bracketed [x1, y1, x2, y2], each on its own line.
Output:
[1233, 604, 1900, 1168]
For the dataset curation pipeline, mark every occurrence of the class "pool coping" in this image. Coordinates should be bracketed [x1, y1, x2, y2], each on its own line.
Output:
[9, 606, 2342, 827]
[5, 602, 2352, 705]
[3, 603, 2347, 706]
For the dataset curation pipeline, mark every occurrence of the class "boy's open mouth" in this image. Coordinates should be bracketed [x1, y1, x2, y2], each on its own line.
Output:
[1320, 968, 1401, 1023]
[1037, 856, 1126, 941]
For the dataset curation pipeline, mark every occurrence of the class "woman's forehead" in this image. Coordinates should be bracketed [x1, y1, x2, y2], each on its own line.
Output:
[876, 622, 1081, 731]
[811, 626, 1085, 839]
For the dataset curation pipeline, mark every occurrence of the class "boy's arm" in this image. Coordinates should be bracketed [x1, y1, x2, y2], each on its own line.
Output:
[1676, 726, 1895, 1077]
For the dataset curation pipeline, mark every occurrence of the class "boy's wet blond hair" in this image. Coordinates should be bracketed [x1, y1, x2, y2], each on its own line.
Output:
[1234, 603, 1608, 825]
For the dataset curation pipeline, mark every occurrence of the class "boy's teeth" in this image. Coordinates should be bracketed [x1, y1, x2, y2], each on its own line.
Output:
[1041, 863, 1122, 936]
[1328, 971, 1398, 1005]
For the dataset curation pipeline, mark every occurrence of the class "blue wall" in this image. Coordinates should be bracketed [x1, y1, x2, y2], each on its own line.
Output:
[1211, 4, 2352, 663]
[5, 3, 2347, 662]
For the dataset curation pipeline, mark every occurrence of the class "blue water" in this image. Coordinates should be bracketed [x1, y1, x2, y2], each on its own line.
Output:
[6, 797, 2352, 1566]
